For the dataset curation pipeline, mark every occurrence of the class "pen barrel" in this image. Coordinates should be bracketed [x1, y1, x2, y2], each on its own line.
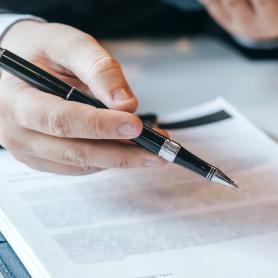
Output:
[69, 89, 108, 109]
[133, 126, 166, 154]
[0, 49, 71, 98]
[174, 147, 212, 178]
[0, 48, 212, 179]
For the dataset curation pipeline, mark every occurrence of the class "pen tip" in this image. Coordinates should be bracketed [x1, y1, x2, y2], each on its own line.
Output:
[210, 169, 239, 189]
[232, 182, 239, 189]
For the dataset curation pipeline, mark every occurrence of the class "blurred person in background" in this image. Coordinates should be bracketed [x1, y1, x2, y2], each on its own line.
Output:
[0, 0, 277, 175]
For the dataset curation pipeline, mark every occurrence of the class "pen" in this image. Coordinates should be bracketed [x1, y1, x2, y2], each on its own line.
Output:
[0, 47, 238, 188]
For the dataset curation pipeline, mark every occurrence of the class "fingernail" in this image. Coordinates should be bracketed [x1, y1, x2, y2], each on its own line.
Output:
[118, 122, 137, 136]
[112, 88, 130, 102]
[143, 160, 159, 167]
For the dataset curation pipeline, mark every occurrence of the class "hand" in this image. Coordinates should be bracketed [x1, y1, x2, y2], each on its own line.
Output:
[200, 0, 278, 41]
[0, 21, 165, 175]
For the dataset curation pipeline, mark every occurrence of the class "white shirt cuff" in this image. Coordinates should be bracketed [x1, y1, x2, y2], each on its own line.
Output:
[234, 36, 278, 50]
[0, 14, 45, 41]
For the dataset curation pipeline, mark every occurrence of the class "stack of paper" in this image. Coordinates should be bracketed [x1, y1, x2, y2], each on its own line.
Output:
[0, 99, 278, 277]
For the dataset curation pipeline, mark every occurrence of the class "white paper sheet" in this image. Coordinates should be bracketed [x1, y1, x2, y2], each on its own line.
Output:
[0, 98, 278, 278]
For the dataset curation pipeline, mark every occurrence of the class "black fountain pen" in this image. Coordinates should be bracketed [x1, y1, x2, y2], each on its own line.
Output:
[0, 47, 238, 188]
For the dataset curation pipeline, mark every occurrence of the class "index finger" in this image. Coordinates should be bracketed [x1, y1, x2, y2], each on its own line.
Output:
[3, 82, 142, 140]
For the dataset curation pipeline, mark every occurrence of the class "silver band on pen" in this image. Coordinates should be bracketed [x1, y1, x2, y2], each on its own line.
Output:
[158, 139, 181, 162]
[206, 166, 217, 180]
[66, 87, 75, 100]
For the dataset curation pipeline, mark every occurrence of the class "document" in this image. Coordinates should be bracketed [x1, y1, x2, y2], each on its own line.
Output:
[0, 98, 278, 278]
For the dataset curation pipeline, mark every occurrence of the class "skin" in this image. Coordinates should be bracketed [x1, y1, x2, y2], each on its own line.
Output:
[0, 21, 167, 175]
[200, 0, 278, 40]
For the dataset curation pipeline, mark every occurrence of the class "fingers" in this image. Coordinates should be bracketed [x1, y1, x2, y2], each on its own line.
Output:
[222, 0, 254, 20]
[43, 24, 138, 112]
[199, 0, 231, 28]
[252, 0, 278, 16]
[1, 83, 142, 140]
[222, 0, 255, 36]
[201, 0, 253, 26]
[251, 0, 278, 37]
[2, 126, 166, 170]
[200, 0, 259, 37]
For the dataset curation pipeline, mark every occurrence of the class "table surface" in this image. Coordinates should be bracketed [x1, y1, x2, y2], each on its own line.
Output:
[103, 37, 278, 140]
[1, 36, 278, 278]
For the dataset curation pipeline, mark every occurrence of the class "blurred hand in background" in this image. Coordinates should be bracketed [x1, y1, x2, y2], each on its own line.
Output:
[200, 0, 278, 41]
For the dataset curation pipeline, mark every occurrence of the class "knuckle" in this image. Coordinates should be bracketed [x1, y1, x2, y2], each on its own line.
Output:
[89, 110, 107, 139]
[45, 104, 71, 137]
[61, 33, 97, 63]
[88, 56, 120, 76]
[70, 31, 94, 46]
[63, 147, 89, 169]
[112, 154, 130, 169]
